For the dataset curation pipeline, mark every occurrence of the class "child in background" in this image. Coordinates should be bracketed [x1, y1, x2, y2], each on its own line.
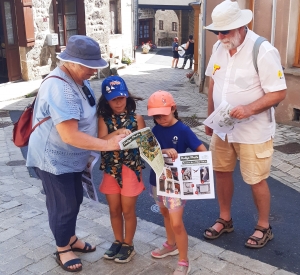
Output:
[97, 75, 145, 263]
[147, 91, 207, 275]
[172, 37, 179, 68]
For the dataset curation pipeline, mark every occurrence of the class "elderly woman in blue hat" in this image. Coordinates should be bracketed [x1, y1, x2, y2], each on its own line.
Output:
[26, 35, 126, 272]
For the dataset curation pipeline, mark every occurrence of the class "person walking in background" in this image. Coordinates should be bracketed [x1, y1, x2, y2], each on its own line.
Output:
[203, 0, 286, 248]
[172, 37, 179, 68]
[97, 76, 146, 263]
[26, 35, 125, 272]
[179, 35, 194, 70]
[147, 91, 207, 275]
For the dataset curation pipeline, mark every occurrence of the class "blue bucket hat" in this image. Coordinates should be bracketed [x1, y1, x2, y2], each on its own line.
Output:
[101, 76, 129, 101]
[57, 35, 108, 69]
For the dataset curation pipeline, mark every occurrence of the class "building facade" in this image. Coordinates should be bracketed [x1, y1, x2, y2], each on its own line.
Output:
[0, 0, 134, 83]
[202, 0, 300, 126]
[137, 0, 194, 47]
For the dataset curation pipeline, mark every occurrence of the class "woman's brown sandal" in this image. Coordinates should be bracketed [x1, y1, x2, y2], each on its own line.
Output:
[203, 218, 234, 240]
[245, 225, 274, 249]
[54, 249, 82, 272]
[70, 237, 96, 253]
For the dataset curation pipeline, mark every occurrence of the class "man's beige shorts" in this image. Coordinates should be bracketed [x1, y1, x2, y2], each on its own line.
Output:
[210, 134, 273, 185]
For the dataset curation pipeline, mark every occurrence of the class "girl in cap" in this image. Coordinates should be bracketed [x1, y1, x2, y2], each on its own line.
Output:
[97, 75, 146, 263]
[147, 91, 207, 275]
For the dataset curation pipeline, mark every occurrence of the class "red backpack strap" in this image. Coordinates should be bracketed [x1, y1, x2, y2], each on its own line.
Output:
[32, 75, 69, 129]
[31, 116, 51, 133]
[41, 75, 68, 84]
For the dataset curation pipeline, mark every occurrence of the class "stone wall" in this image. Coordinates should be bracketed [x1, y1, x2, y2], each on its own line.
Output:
[20, 0, 133, 80]
[19, 0, 54, 80]
[138, 8, 194, 47]
[109, 0, 134, 60]
[155, 10, 179, 46]
[85, 0, 110, 59]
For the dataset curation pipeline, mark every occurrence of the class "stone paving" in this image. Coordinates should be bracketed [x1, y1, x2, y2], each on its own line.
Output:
[0, 50, 298, 274]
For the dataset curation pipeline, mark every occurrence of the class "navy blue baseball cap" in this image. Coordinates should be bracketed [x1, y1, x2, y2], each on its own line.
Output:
[101, 76, 129, 101]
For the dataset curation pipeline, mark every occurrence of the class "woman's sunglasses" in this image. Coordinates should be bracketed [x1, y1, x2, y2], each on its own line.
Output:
[209, 30, 230, 35]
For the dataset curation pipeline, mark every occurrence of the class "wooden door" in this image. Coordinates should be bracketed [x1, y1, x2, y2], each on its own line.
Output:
[0, 0, 22, 82]
[138, 19, 153, 45]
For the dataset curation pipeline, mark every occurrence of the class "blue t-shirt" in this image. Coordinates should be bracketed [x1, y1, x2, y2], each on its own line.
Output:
[26, 67, 97, 175]
[149, 121, 202, 186]
[172, 41, 179, 52]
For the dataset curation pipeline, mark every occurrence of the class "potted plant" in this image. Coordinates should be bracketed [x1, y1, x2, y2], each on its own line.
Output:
[141, 42, 151, 54]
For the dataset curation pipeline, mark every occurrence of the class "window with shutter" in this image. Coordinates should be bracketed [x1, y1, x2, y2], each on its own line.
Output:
[172, 22, 177, 31]
[52, 0, 85, 51]
[109, 0, 121, 35]
[159, 20, 163, 30]
[15, 0, 35, 47]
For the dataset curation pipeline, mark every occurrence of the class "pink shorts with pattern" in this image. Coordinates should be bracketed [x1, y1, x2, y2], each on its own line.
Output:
[150, 185, 186, 212]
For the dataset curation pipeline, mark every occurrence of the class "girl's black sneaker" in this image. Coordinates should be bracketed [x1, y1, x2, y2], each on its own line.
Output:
[103, 240, 122, 260]
[114, 243, 136, 263]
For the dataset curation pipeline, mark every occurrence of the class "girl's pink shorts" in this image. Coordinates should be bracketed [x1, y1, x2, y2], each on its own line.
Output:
[99, 165, 145, 197]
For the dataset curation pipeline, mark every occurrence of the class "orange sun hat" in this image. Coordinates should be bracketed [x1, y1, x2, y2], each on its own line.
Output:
[147, 90, 176, 116]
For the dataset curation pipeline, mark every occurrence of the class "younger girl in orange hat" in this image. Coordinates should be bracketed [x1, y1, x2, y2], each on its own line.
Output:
[147, 90, 207, 275]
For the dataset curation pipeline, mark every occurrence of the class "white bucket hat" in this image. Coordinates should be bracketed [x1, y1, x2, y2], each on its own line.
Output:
[205, 0, 253, 31]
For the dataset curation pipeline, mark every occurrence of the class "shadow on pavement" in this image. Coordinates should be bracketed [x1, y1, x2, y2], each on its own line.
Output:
[10, 103, 300, 275]
[145, 47, 185, 66]
[92, 144, 300, 274]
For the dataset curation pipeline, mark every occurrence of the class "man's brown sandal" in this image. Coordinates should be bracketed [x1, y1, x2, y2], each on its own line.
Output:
[245, 225, 274, 249]
[203, 218, 234, 240]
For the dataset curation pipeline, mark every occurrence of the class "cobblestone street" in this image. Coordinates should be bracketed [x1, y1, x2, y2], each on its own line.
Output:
[0, 48, 298, 274]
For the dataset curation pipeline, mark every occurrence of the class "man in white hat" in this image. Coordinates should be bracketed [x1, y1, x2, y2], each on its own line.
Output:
[203, 0, 286, 249]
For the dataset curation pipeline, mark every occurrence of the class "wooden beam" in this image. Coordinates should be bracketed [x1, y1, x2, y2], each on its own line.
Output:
[294, 9, 300, 66]
[248, 0, 255, 30]
[190, 3, 200, 73]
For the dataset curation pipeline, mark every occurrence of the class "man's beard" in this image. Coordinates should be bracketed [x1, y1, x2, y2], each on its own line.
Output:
[220, 30, 241, 50]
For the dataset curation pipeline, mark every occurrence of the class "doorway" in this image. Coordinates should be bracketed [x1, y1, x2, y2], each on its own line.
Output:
[138, 19, 153, 45]
[0, 0, 22, 83]
[0, 4, 8, 83]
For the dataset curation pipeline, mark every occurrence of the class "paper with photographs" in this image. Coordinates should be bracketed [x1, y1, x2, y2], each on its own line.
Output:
[82, 152, 100, 202]
[119, 127, 164, 176]
[203, 101, 252, 133]
[156, 152, 215, 200]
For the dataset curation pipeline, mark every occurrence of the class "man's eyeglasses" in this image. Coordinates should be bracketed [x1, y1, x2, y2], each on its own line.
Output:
[82, 85, 95, 107]
[209, 30, 230, 35]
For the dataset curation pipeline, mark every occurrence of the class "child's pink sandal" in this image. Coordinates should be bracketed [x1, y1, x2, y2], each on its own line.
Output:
[151, 241, 179, 258]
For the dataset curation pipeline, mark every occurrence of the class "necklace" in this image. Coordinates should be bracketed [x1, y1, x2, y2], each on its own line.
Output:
[62, 65, 86, 100]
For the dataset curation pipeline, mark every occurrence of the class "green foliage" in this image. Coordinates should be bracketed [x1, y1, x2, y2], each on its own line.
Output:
[121, 57, 132, 65]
